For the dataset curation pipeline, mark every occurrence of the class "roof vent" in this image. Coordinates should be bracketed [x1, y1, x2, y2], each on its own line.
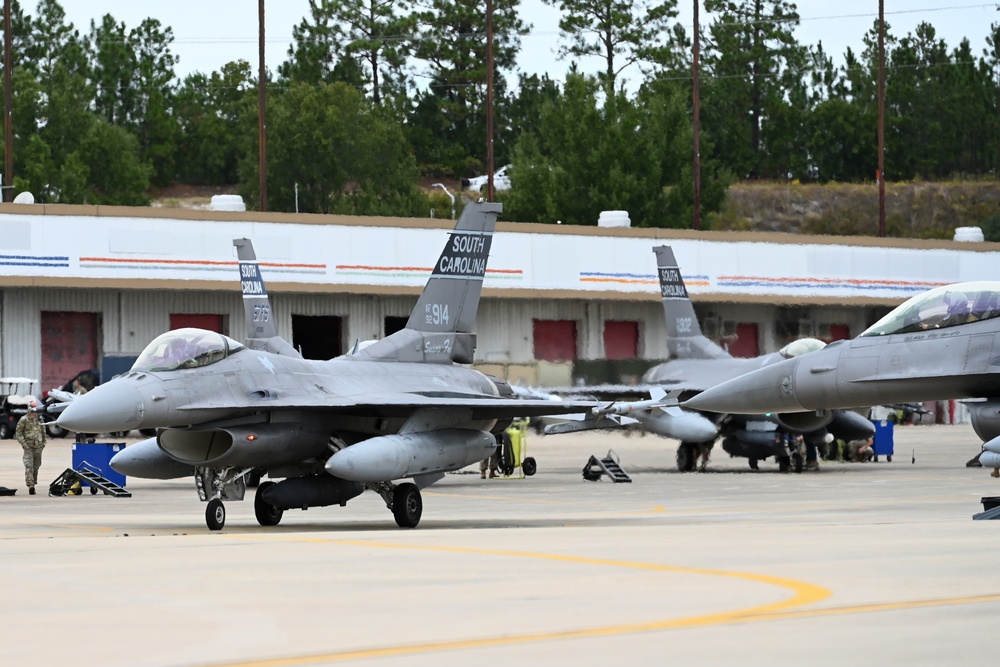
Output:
[598, 210, 631, 228]
[210, 194, 246, 212]
[954, 226, 984, 242]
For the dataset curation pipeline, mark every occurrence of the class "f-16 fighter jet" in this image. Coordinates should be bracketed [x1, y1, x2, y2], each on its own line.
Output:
[683, 281, 1000, 472]
[57, 203, 593, 530]
[550, 247, 873, 472]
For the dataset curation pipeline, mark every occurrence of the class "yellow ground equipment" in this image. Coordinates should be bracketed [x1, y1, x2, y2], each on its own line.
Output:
[497, 418, 537, 478]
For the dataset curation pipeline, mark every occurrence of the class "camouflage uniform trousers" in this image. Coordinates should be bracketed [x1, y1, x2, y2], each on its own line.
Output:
[16, 416, 46, 488]
[21, 444, 44, 487]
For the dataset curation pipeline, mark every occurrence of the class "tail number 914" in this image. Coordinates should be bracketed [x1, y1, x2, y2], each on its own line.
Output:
[425, 303, 450, 326]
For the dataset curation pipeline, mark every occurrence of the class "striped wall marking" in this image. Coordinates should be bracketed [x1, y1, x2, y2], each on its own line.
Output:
[79, 257, 326, 275]
[718, 275, 947, 291]
[580, 272, 710, 287]
[0, 253, 70, 268]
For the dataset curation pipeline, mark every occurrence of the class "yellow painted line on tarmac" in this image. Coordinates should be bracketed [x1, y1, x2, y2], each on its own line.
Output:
[204, 536, 830, 667]
[735, 591, 1000, 624]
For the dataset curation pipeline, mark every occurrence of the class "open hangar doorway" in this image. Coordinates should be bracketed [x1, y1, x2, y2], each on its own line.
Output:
[292, 315, 343, 360]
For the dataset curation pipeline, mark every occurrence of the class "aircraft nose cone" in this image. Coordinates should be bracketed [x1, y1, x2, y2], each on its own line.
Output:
[683, 359, 806, 415]
[57, 382, 145, 433]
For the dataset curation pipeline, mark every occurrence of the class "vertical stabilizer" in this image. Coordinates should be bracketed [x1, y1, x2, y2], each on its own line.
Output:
[233, 238, 301, 358]
[654, 246, 730, 360]
[406, 201, 501, 333]
[360, 202, 502, 364]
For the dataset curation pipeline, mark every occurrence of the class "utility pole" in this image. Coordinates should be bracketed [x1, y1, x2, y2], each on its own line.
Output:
[4, 0, 12, 203]
[258, 0, 267, 212]
[485, 0, 495, 202]
[692, 0, 701, 230]
[877, 0, 886, 237]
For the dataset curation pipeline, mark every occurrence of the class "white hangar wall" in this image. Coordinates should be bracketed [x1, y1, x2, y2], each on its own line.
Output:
[0, 203, 996, 384]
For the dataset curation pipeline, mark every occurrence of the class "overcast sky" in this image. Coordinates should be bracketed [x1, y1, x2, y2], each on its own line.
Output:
[50, 1, 1000, 84]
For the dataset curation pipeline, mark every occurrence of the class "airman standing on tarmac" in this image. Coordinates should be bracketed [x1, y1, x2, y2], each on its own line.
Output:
[16, 403, 45, 495]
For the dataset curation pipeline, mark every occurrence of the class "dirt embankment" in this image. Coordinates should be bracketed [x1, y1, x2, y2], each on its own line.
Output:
[710, 181, 1000, 239]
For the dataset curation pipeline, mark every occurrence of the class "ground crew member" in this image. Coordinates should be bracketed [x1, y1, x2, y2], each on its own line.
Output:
[16, 403, 45, 494]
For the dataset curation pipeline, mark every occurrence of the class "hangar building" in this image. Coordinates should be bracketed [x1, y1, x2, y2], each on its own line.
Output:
[1, 203, 997, 392]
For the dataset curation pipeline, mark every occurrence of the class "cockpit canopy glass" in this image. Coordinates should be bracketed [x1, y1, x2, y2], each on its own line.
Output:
[861, 282, 1000, 337]
[779, 337, 827, 359]
[132, 328, 245, 372]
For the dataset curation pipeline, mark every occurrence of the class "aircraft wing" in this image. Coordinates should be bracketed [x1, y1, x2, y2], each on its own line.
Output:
[176, 392, 598, 420]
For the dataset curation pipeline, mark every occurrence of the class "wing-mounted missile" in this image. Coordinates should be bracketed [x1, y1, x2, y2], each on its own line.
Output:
[325, 428, 496, 482]
[582, 389, 717, 442]
[157, 423, 331, 468]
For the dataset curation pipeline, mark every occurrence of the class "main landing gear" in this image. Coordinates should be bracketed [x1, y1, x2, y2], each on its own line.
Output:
[371, 481, 423, 528]
[194, 467, 424, 530]
[254, 481, 283, 526]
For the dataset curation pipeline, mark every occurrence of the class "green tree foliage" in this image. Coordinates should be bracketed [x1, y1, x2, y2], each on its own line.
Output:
[407, 0, 527, 176]
[238, 82, 427, 216]
[278, 0, 367, 90]
[127, 18, 179, 185]
[503, 73, 726, 228]
[88, 14, 134, 126]
[542, 0, 681, 93]
[702, 0, 805, 179]
[18, 0, 94, 200]
[174, 61, 256, 185]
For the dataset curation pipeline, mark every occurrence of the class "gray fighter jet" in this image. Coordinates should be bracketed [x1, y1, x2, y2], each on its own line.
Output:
[646, 247, 874, 471]
[56, 203, 593, 530]
[683, 280, 1000, 467]
[554, 247, 874, 471]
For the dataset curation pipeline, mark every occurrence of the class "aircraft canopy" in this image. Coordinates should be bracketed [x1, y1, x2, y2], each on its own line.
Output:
[132, 328, 245, 372]
[861, 281, 1000, 337]
[779, 337, 826, 358]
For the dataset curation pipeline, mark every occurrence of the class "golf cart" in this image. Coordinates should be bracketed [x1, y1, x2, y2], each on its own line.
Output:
[0, 377, 38, 439]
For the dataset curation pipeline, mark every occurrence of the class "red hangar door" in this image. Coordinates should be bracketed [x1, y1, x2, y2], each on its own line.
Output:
[40, 312, 100, 392]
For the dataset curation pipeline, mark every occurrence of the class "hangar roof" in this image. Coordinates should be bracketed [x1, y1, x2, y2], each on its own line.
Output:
[2, 203, 997, 306]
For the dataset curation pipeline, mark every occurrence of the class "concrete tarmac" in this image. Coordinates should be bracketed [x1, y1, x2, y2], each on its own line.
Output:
[1, 424, 998, 666]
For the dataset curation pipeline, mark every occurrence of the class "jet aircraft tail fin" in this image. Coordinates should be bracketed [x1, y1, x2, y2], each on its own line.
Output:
[359, 202, 502, 365]
[654, 246, 730, 360]
[233, 238, 302, 358]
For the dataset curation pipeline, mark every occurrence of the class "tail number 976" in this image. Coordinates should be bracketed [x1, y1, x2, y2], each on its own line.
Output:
[253, 305, 270, 322]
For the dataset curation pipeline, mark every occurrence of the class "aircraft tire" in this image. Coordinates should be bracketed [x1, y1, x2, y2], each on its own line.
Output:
[246, 469, 263, 488]
[676, 443, 696, 472]
[792, 453, 804, 473]
[522, 457, 537, 476]
[748, 457, 759, 471]
[392, 483, 422, 528]
[778, 456, 790, 472]
[254, 482, 283, 526]
[206, 499, 226, 531]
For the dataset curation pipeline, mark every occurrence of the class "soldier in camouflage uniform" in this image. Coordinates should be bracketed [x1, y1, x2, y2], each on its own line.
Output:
[16, 404, 45, 495]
